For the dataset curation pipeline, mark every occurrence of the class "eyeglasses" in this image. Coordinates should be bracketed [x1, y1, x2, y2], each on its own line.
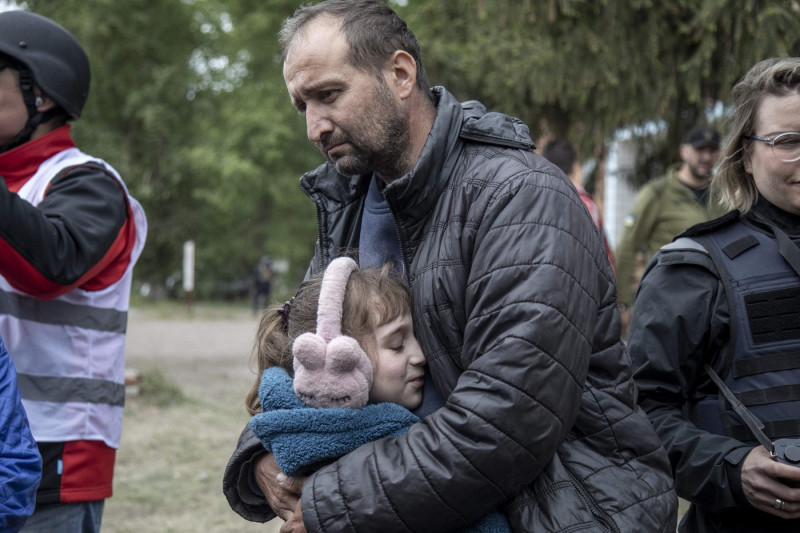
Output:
[745, 132, 800, 163]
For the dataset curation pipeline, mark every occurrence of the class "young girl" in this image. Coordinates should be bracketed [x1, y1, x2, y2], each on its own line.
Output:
[246, 257, 510, 533]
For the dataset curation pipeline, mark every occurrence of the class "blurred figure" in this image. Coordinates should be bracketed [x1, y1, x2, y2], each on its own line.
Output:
[0, 11, 147, 532]
[615, 125, 725, 337]
[252, 255, 274, 314]
[629, 57, 800, 531]
[0, 336, 41, 533]
[542, 139, 615, 271]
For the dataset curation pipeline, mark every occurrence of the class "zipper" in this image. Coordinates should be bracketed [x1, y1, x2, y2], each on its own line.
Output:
[565, 469, 618, 533]
[299, 179, 327, 273]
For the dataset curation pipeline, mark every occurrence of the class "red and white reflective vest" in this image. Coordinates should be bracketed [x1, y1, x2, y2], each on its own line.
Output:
[0, 146, 146, 449]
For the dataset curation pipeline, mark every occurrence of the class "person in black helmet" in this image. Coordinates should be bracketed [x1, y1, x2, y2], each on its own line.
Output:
[0, 10, 147, 532]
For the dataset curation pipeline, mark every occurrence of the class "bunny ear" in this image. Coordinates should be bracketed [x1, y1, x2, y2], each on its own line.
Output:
[315, 257, 359, 341]
[292, 332, 327, 371]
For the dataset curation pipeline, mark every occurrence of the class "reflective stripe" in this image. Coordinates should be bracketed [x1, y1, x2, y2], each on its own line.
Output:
[17, 373, 125, 407]
[0, 289, 127, 333]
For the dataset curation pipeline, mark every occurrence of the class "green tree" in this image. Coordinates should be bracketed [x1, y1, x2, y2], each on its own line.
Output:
[399, 0, 800, 185]
[27, 0, 212, 285]
[24, 0, 321, 297]
[184, 0, 321, 293]
[16, 0, 800, 296]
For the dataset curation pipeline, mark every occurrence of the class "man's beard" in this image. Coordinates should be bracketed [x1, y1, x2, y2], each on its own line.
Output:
[319, 80, 410, 180]
[688, 161, 713, 182]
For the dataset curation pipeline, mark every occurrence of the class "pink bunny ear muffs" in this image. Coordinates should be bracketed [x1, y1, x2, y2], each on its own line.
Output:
[293, 257, 373, 408]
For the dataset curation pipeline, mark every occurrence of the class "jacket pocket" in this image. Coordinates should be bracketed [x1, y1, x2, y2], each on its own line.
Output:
[505, 451, 619, 533]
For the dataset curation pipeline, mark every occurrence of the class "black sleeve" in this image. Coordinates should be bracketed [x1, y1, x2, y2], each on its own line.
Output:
[222, 425, 277, 523]
[0, 163, 128, 286]
[628, 251, 753, 511]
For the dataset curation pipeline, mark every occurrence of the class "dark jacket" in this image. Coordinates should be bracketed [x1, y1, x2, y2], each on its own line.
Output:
[628, 198, 800, 532]
[224, 87, 676, 532]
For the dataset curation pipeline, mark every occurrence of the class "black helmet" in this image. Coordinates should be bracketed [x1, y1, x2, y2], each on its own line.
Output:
[0, 10, 90, 119]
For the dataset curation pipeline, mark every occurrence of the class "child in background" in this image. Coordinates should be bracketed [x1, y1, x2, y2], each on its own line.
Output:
[246, 257, 510, 532]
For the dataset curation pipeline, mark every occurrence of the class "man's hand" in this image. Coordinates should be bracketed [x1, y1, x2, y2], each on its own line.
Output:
[741, 445, 800, 519]
[255, 454, 306, 521]
[280, 499, 307, 533]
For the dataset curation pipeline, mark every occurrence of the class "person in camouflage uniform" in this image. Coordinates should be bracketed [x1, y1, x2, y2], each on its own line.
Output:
[615, 126, 725, 337]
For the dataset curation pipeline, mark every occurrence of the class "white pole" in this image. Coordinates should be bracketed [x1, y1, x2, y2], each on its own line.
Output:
[183, 240, 195, 311]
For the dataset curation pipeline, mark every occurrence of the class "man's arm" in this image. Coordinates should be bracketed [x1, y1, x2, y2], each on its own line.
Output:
[301, 171, 603, 531]
[0, 164, 130, 298]
[222, 425, 278, 523]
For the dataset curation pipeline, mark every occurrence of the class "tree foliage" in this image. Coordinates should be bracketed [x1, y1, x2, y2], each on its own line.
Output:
[13, 0, 800, 296]
[399, 0, 800, 184]
[25, 0, 320, 295]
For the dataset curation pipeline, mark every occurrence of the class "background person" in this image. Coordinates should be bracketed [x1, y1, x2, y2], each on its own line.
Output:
[629, 57, 800, 532]
[0, 11, 147, 532]
[0, 336, 41, 533]
[252, 255, 274, 315]
[542, 138, 615, 270]
[615, 125, 725, 337]
[223, 1, 677, 531]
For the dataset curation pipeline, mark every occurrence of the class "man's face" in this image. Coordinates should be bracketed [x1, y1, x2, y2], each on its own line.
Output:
[283, 17, 410, 180]
[0, 67, 28, 147]
[680, 143, 720, 182]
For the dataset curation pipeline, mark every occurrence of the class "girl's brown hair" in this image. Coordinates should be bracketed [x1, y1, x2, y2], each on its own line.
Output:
[245, 261, 412, 415]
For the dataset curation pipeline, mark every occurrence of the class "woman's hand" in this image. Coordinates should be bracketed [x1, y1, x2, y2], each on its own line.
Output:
[255, 454, 307, 521]
[741, 445, 800, 519]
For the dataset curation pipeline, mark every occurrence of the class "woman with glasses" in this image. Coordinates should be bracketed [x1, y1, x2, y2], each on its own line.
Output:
[628, 57, 800, 532]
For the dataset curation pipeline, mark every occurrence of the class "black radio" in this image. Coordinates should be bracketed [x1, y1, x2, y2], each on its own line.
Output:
[773, 438, 800, 488]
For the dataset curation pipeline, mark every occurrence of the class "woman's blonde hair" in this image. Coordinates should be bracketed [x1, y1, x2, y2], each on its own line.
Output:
[245, 261, 412, 415]
[713, 58, 800, 212]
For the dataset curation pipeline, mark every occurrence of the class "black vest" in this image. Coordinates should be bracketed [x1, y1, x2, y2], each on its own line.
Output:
[688, 219, 800, 442]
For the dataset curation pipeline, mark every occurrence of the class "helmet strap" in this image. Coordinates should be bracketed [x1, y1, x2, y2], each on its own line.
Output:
[0, 69, 63, 153]
[17, 69, 38, 117]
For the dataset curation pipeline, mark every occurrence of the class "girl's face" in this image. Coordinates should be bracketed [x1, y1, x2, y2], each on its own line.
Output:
[744, 93, 800, 215]
[368, 312, 426, 409]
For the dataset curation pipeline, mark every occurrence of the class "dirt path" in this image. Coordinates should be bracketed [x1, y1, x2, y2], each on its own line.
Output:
[124, 308, 261, 406]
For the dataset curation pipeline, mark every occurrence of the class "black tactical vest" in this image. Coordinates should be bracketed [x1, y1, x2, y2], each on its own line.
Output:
[688, 219, 800, 442]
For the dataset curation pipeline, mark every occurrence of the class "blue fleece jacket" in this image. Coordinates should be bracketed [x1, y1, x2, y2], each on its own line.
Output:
[250, 367, 510, 533]
[0, 336, 41, 532]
